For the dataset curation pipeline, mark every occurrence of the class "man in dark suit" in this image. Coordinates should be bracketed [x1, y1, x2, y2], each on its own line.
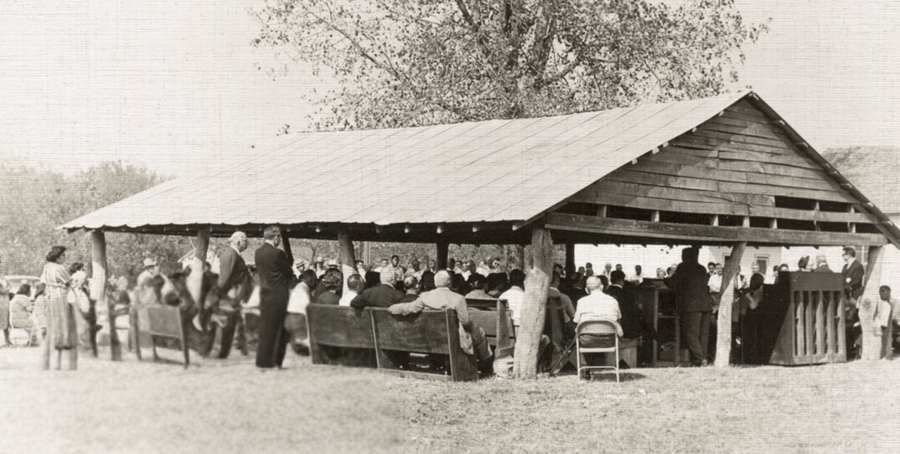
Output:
[350, 268, 405, 309]
[255, 226, 295, 369]
[842, 246, 865, 360]
[211, 231, 252, 358]
[664, 247, 711, 367]
[605, 270, 642, 339]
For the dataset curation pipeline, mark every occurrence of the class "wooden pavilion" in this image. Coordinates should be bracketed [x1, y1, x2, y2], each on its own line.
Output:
[62, 91, 900, 375]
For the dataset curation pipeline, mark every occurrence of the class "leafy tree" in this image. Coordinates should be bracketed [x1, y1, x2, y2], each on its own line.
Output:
[0, 162, 191, 282]
[254, 0, 766, 130]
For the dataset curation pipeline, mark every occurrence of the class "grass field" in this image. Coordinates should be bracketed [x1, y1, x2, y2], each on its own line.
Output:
[1, 346, 898, 454]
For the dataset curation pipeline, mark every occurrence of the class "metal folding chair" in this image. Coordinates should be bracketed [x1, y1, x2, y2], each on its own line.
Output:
[575, 320, 620, 382]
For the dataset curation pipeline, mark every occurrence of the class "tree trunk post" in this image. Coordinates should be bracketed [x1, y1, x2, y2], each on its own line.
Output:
[436, 241, 449, 270]
[862, 245, 884, 297]
[338, 229, 357, 296]
[565, 242, 576, 278]
[513, 228, 553, 379]
[714, 241, 747, 368]
[90, 230, 121, 361]
[187, 227, 211, 307]
[514, 245, 526, 271]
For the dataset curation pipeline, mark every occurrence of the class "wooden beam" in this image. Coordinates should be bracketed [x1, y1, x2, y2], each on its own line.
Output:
[280, 227, 294, 265]
[436, 241, 449, 269]
[187, 227, 210, 307]
[544, 213, 888, 246]
[337, 229, 357, 297]
[514, 228, 553, 379]
[91, 230, 121, 361]
[565, 242, 576, 278]
[714, 242, 747, 368]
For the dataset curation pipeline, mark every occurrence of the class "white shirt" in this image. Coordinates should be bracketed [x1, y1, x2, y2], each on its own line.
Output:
[499, 286, 525, 326]
[627, 273, 644, 285]
[574, 291, 621, 325]
[287, 282, 312, 314]
[338, 290, 357, 307]
[708, 274, 722, 293]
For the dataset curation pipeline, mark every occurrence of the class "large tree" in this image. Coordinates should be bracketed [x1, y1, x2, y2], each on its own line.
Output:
[255, 0, 765, 130]
[254, 0, 766, 377]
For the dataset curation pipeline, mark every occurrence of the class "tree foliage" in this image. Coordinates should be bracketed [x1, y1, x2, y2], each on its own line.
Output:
[254, 0, 766, 130]
[0, 162, 192, 280]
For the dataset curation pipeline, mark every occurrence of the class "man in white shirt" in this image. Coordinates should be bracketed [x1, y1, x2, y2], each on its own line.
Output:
[499, 269, 526, 327]
[285, 270, 316, 353]
[339, 274, 363, 307]
[573, 276, 622, 336]
[627, 265, 645, 285]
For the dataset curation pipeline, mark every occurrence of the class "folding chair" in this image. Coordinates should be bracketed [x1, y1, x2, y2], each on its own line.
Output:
[576, 320, 620, 382]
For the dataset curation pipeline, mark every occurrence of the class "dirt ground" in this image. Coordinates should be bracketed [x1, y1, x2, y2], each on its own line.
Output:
[2, 344, 899, 454]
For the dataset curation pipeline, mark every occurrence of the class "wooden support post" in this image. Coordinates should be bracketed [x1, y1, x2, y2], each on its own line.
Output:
[565, 242, 576, 278]
[91, 230, 120, 361]
[710, 215, 719, 227]
[651, 211, 660, 223]
[715, 241, 747, 368]
[513, 228, 553, 379]
[436, 241, 449, 270]
[338, 229, 357, 296]
[859, 245, 885, 359]
[514, 245, 526, 271]
[597, 205, 607, 218]
[280, 227, 294, 265]
[187, 227, 210, 307]
[742, 216, 750, 228]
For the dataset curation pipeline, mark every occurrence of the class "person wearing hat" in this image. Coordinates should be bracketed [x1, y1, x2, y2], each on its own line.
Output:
[798, 256, 811, 272]
[137, 257, 160, 289]
[314, 257, 327, 278]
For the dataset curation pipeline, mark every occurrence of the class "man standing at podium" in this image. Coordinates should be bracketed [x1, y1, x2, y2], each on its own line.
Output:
[665, 247, 711, 367]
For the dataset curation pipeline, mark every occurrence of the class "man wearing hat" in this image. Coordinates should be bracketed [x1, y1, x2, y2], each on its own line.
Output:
[314, 257, 327, 278]
[137, 257, 160, 289]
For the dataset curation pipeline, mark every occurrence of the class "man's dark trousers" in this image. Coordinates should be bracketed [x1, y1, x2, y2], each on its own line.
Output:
[256, 288, 289, 368]
[681, 311, 710, 366]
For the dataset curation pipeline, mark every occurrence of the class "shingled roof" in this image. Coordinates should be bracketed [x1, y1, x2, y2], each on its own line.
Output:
[821, 147, 900, 214]
[61, 91, 900, 248]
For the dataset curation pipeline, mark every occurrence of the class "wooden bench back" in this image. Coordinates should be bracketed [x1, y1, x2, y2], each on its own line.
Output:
[369, 308, 455, 354]
[307, 304, 376, 349]
[144, 305, 189, 368]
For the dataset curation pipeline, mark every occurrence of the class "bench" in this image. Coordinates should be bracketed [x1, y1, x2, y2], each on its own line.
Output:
[134, 305, 190, 369]
[466, 298, 515, 357]
[306, 304, 479, 382]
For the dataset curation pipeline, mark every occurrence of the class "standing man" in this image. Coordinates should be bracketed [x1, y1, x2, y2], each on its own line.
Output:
[213, 231, 252, 358]
[842, 246, 865, 360]
[137, 258, 160, 288]
[814, 255, 832, 273]
[255, 226, 294, 369]
[664, 247, 711, 367]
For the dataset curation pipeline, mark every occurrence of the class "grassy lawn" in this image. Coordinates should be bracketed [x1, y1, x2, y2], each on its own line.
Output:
[1, 346, 898, 453]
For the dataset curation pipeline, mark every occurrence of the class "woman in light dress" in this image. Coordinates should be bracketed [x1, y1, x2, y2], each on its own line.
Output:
[40, 245, 78, 370]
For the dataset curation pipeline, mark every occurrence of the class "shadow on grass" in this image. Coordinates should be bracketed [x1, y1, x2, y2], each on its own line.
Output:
[587, 371, 647, 382]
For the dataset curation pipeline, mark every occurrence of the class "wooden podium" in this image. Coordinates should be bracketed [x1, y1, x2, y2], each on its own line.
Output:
[751, 272, 846, 365]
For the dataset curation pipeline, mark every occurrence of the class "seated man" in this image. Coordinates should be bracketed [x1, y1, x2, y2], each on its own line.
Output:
[574, 276, 623, 355]
[389, 270, 491, 362]
[350, 269, 405, 309]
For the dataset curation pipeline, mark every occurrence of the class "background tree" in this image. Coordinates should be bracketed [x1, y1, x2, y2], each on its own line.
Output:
[255, 0, 766, 130]
[0, 162, 191, 281]
[254, 0, 766, 377]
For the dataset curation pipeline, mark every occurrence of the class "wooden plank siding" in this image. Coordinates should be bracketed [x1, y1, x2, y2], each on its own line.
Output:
[562, 99, 878, 244]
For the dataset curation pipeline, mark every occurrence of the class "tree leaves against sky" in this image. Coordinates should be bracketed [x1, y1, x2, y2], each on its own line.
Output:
[254, 0, 766, 131]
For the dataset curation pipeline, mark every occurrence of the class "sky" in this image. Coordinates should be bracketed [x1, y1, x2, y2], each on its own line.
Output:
[1, 0, 899, 178]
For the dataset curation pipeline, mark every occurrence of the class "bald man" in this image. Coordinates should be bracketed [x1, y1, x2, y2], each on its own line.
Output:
[389, 270, 491, 361]
[211, 231, 252, 358]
